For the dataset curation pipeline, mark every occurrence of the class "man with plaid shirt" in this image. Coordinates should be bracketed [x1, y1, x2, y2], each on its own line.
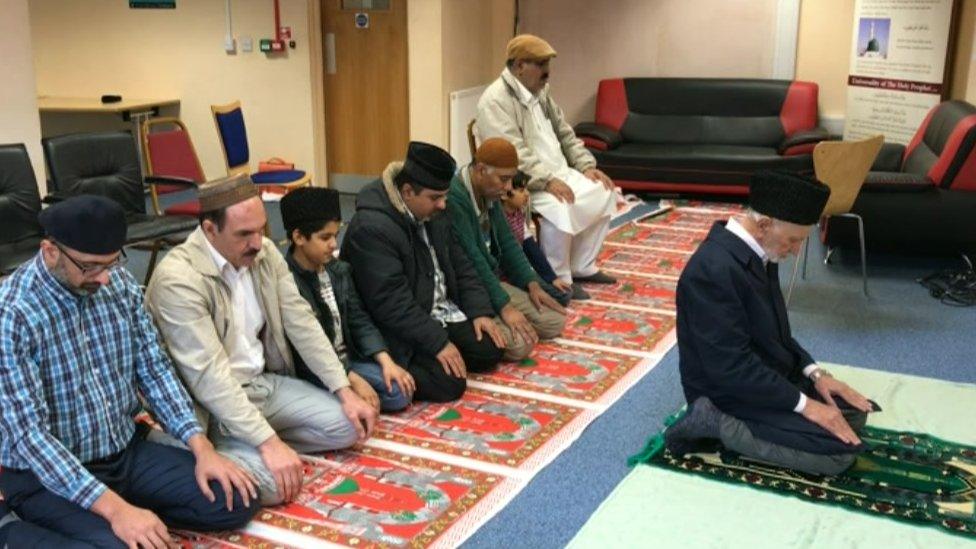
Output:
[0, 196, 257, 548]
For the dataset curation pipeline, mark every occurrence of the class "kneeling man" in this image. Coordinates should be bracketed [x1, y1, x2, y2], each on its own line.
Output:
[147, 175, 376, 505]
[0, 196, 256, 548]
[447, 138, 567, 361]
[667, 171, 876, 476]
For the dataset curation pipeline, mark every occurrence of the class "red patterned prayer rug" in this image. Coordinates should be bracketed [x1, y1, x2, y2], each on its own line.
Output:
[468, 342, 649, 406]
[561, 303, 676, 355]
[369, 387, 597, 475]
[658, 199, 746, 216]
[178, 446, 522, 549]
[636, 209, 730, 232]
[580, 276, 677, 313]
[596, 247, 689, 280]
[175, 530, 282, 548]
[604, 223, 706, 251]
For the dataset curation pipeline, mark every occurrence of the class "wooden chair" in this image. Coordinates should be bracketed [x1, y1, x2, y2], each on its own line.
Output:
[788, 134, 883, 302]
[211, 100, 312, 191]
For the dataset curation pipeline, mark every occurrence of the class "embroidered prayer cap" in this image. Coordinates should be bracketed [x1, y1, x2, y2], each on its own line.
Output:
[280, 186, 342, 236]
[506, 34, 557, 62]
[400, 141, 456, 191]
[198, 173, 260, 213]
[38, 195, 127, 254]
[475, 138, 519, 169]
[749, 170, 831, 226]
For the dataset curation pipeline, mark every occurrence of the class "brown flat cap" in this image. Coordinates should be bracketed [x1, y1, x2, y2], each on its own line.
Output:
[475, 138, 519, 169]
[506, 34, 557, 62]
[198, 173, 260, 212]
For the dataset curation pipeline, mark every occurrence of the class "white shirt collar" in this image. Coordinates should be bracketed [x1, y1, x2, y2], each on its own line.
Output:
[725, 217, 768, 265]
[506, 67, 539, 107]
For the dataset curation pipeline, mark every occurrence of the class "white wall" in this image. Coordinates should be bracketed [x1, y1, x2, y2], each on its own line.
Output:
[30, 0, 316, 183]
[1, 0, 45, 189]
[518, 0, 780, 124]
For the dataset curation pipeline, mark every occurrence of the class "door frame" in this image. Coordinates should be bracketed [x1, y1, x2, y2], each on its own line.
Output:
[307, 0, 328, 186]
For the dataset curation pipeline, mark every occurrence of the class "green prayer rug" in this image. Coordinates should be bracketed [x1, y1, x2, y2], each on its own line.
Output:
[630, 411, 976, 539]
[570, 365, 976, 549]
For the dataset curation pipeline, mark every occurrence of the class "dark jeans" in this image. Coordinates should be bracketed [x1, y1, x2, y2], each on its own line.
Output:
[0, 430, 257, 548]
[408, 320, 503, 402]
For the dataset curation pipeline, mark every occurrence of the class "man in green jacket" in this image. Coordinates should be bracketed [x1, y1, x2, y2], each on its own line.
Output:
[448, 138, 566, 361]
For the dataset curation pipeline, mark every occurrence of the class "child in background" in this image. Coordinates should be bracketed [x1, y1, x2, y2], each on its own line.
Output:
[501, 172, 576, 304]
[280, 187, 415, 413]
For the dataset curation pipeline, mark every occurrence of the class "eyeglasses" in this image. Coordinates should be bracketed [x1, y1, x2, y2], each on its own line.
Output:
[54, 243, 128, 276]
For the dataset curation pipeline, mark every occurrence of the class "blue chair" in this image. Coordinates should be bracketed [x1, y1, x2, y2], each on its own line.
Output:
[210, 100, 312, 191]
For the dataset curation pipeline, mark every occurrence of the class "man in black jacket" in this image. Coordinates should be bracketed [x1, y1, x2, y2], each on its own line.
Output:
[666, 171, 876, 476]
[341, 142, 505, 402]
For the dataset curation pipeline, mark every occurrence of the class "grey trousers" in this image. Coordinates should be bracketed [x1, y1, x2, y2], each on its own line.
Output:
[213, 373, 358, 505]
[495, 282, 567, 361]
[719, 407, 868, 476]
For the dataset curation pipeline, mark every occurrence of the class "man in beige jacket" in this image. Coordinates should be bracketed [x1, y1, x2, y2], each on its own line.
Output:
[146, 174, 376, 506]
[477, 34, 618, 300]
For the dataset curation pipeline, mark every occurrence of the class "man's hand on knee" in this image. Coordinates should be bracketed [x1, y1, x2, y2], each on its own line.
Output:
[545, 178, 575, 203]
[583, 168, 615, 191]
[436, 342, 467, 378]
[527, 281, 566, 315]
[337, 386, 378, 442]
[473, 316, 508, 350]
[814, 374, 873, 413]
[258, 435, 304, 502]
[500, 305, 538, 347]
[91, 490, 172, 548]
[188, 433, 258, 511]
[801, 399, 862, 446]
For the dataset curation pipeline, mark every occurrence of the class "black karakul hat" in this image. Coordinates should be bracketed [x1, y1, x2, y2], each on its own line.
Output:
[400, 141, 456, 191]
[280, 187, 342, 236]
[38, 195, 127, 254]
[749, 170, 831, 225]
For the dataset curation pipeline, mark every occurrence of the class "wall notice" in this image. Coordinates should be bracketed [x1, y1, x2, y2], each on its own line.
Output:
[843, 0, 955, 144]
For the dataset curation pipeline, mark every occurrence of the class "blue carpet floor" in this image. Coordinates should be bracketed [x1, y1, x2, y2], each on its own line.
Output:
[130, 195, 975, 548]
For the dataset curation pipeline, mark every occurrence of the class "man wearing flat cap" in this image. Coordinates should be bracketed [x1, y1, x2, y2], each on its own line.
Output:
[666, 171, 877, 476]
[342, 141, 505, 403]
[146, 174, 376, 506]
[477, 33, 618, 301]
[0, 196, 257, 547]
[447, 138, 567, 360]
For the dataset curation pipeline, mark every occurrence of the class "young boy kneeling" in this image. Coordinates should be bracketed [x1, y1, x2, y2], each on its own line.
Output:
[281, 187, 414, 412]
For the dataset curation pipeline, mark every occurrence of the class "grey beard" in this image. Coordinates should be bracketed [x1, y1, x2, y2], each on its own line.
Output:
[50, 259, 93, 296]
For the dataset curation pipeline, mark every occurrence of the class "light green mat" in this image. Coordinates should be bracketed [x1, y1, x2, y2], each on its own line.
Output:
[568, 364, 976, 549]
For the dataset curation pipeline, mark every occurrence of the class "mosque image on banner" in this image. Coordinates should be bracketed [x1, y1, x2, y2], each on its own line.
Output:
[843, 0, 954, 145]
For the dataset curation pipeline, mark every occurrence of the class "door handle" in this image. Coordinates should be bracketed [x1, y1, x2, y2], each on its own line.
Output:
[325, 32, 336, 74]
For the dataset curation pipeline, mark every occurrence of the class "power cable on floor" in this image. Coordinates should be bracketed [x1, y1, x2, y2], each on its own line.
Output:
[917, 254, 976, 306]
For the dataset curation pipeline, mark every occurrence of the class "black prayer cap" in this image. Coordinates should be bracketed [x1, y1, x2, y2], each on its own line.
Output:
[749, 170, 831, 226]
[38, 195, 127, 254]
[280, 186, 342, 236]
[400, 141, 456, 191]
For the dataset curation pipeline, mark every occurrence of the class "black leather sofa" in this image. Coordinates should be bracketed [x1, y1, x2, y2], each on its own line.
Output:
[575, 78, 829, 195]
[823, 100, 976, 255]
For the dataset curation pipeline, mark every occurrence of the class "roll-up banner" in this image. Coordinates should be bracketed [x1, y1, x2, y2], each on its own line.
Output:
[843, 0, 957, 144]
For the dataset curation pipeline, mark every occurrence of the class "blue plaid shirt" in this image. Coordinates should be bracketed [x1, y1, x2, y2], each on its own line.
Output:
[0, 254, 202, 508]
